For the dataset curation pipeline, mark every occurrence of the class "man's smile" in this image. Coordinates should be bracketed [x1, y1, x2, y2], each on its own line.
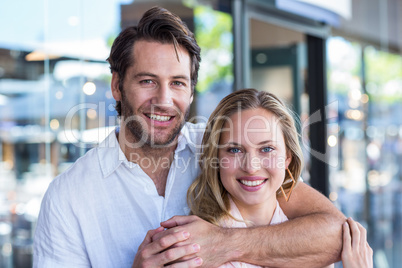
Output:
[146, 113, 173, 122]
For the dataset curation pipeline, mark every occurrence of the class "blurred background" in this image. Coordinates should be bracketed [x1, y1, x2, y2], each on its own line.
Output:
[0, 0, 401, 267]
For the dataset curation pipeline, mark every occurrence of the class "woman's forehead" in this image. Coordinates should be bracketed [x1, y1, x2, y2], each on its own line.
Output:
[220, 108, 284, 144]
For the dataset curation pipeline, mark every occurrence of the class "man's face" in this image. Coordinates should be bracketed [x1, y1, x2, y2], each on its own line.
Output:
[112, 40, 193, 148]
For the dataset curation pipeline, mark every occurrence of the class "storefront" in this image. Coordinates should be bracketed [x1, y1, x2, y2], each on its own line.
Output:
[0, 0, 401, 267]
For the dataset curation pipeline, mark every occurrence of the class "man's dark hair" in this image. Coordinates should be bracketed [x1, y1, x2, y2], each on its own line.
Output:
[107, 6, 201, 116]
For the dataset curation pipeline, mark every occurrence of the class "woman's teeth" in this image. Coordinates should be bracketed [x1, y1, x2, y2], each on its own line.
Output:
[149, 114, 171, 122]
[240, 180, 265, 187]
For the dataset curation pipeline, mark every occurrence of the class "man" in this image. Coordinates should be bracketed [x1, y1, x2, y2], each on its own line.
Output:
[34, 6, 345, 268]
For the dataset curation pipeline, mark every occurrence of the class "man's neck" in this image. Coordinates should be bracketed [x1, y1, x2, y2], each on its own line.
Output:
[117, 126, 178, 197]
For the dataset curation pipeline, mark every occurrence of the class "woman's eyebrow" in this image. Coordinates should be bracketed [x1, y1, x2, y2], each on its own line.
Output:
[227, 142, 240, 145]
[257, 140, 274, 145]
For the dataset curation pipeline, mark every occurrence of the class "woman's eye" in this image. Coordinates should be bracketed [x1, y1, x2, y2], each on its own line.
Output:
[228, 148, 241, 153]
[261, 147, 273, 153]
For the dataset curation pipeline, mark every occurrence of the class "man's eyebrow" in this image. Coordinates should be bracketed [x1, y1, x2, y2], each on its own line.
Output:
[133, 73, 190, 81]
[172, 75, 190, 81]
[134, 72, 157, 79]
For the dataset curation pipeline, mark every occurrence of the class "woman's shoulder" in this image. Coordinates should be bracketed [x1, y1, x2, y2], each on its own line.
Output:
[270, 201, 289, 225]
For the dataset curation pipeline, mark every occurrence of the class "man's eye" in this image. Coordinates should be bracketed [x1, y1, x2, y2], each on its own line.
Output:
[261, 147, 273, 153]
[172, 81, 184, 86]
[140, 80, 153, 84]
[228, 148, 241, 153]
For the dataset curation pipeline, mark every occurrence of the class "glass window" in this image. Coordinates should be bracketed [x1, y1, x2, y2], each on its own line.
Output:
[247, 17, 310, 183]
[328, 36, 402, 268]
[194, 5, 233, 121]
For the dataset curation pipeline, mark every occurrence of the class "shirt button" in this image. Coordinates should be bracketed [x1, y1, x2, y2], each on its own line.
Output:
[145, 184, 152, 193]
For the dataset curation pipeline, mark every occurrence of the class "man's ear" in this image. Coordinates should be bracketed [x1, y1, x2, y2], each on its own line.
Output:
[111, 72, 121, 101]
[190, 93, 194, 105]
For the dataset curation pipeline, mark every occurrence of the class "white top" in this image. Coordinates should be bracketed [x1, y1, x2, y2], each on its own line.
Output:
[33, 122, 205, 268]
[218, 197, 289, 268]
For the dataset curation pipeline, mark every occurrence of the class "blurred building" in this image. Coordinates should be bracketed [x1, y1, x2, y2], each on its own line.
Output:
[0, 0, 401, 267]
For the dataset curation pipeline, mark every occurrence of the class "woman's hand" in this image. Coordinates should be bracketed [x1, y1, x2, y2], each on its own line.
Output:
[341, 217, 373, 268]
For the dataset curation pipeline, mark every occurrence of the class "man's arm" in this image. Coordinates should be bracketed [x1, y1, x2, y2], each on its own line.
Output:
[157, 182, 346, 268]
[271, 182, 346, 265]
[34, 184, 91, 268]
[236, 182, 345, 267]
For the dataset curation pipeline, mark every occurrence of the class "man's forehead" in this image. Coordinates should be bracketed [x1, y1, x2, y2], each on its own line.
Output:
[133, 40, 190, 61]
[130, 41, 191, 76]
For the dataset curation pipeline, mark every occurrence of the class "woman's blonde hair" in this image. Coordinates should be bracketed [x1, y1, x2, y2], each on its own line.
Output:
[187, 88, 304, 225]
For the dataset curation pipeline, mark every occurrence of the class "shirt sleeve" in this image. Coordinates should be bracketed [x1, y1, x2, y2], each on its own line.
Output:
[33, 182, 90, 268]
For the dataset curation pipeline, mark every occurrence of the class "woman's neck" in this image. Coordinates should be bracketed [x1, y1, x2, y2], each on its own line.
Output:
[232, 196, 278, 227]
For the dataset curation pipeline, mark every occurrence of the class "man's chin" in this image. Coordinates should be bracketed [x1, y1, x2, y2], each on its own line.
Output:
[146, 133, 179, 148]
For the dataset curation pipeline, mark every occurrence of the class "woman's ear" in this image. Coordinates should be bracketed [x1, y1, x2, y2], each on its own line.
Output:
[111, 72, 121, 101]
[285, 151, 292, 169]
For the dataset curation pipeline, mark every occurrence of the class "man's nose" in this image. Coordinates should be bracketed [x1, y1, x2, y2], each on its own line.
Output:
[150, 84, 173, 106]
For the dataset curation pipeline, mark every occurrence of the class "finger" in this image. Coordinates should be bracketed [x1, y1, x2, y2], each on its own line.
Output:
[367, 243, 373, 257]
[153, 226, 182, 242]
[356, 222, 367, 249]
[138, 227, 164, 251]
[347, 217, 360, 250]
[174, 253, 198, 262]
[161, 215, 198, 228]
[342, 221, 352, 252]
[166, 257, 203, 268]
[150, 227, 167, 242]
[143, 231, 191, 259]
[154, 244, 201, 266]
[150, 226, 165, 242]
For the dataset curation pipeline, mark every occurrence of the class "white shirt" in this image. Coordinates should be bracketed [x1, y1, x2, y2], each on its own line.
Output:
[33, 122, 205, 268]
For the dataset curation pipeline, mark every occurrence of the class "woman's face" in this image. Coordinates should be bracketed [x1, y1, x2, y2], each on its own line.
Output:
[218, 108, 291, 211]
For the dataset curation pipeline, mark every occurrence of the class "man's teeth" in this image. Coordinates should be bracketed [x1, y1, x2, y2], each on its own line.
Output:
[149, 114, 171, 122]
[240, 180, 265, 187]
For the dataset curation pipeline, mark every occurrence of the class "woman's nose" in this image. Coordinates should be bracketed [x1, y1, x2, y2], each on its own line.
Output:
[241, 153, 261, 174]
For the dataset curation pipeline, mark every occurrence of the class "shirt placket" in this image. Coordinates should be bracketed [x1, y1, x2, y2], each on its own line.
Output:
[161, 152, 177, 220]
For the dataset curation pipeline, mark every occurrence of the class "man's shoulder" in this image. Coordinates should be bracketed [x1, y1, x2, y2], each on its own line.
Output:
[182, 122, 206, 147]
[49, 147, 101, 193]
[183, 121, 207, 132]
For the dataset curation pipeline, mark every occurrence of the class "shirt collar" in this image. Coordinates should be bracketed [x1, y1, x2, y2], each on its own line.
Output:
[175, 122, 199, 155]
[97, 127, 125, 178]
[97, 123, 201, 179]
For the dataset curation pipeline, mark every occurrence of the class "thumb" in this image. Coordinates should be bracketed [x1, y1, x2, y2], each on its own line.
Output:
[161, 215, 197, 228]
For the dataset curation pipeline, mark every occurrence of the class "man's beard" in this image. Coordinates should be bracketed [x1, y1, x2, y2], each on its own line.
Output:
[120, 93, 190, 149]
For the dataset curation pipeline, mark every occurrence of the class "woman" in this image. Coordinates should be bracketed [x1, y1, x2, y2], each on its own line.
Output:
[187, 88, 372, 268]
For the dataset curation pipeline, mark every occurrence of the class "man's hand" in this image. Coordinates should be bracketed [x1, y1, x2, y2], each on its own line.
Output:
[158, 215, 235, 267]
[341, 218, 373, 268]
[132, 226, 203, 268]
